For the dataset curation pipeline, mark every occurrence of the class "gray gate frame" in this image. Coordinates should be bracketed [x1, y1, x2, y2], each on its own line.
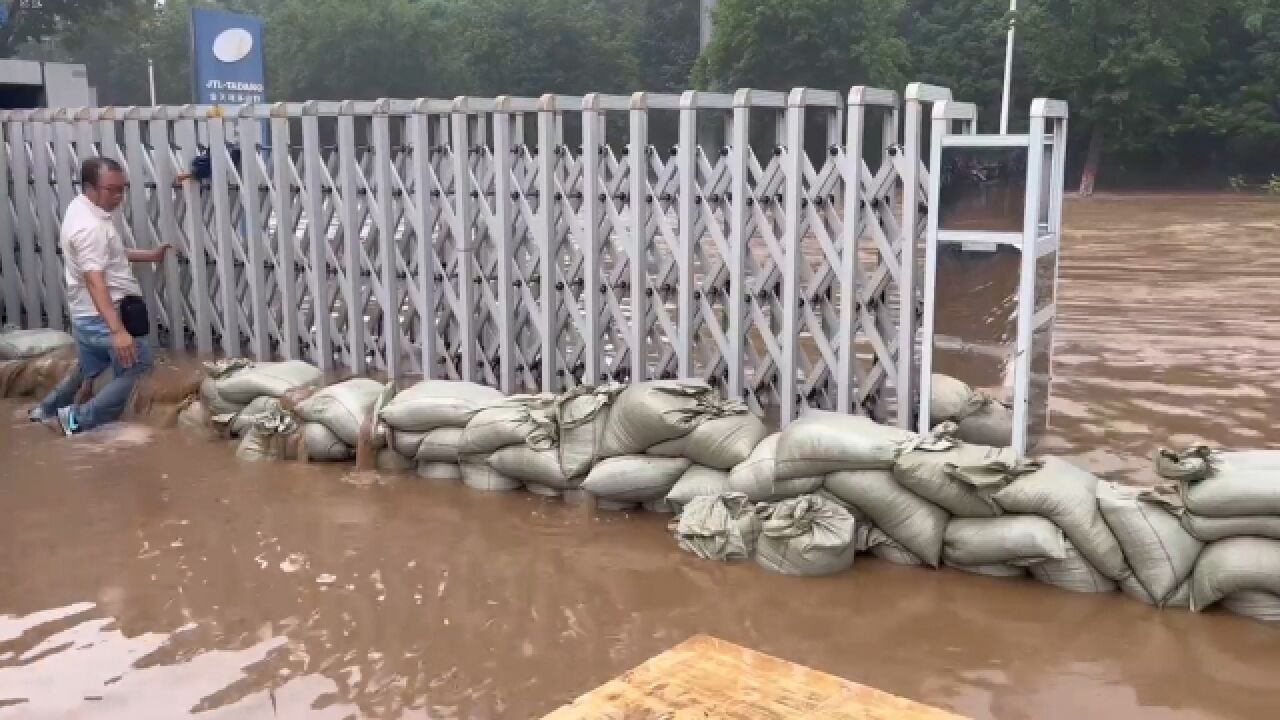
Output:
[0, 84, 1068, 436]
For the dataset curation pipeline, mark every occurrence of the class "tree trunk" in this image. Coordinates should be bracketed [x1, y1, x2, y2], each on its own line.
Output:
[1078, 124, 1104, 197]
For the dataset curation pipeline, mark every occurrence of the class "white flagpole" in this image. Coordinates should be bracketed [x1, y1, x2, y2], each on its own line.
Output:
[148, 57, 157, 106]
[999, 0, 1017, 134]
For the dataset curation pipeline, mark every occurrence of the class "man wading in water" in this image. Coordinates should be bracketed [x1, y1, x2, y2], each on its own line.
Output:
[29, 157, 171, 434]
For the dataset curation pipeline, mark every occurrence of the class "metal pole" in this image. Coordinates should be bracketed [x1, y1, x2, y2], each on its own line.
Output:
[148, 58, 157, 106]
[700, 0, 718, 51]
[999, 0, 1017, 134]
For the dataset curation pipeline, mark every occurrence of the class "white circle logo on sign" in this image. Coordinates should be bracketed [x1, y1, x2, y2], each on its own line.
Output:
[212, 28, 254, 63]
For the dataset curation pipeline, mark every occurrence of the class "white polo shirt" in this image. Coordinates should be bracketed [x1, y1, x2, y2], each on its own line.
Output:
[60, 194, 142, 318]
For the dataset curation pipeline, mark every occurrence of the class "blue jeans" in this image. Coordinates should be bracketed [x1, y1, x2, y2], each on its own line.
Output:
[38, 316, 153, 431]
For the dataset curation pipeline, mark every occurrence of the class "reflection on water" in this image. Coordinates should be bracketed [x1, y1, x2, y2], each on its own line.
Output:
[1, 195, 1279, 719]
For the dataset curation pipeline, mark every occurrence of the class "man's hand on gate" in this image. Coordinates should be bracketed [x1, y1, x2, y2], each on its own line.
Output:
[126, 244, 174, 264]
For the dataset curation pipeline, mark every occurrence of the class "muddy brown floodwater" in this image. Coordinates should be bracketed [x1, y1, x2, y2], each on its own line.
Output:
[2, 194, 1279, 719]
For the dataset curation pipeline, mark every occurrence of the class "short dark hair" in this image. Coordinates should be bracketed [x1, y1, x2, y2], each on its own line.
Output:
[81, 156, 125, 189]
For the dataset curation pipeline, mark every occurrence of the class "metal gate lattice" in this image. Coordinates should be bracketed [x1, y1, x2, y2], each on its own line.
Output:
[0, 84, 1067, 432]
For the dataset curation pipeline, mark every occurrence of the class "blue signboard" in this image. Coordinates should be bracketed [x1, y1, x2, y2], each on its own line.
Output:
[189, 8, 266, 106]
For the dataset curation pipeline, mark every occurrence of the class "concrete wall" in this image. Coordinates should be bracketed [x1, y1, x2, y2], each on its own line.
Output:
[41, 62, 93, 108]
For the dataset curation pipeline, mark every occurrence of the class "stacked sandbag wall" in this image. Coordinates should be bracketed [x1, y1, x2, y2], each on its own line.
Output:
[378, 379, 507, 481]
[193, 360, 324, 440]
[172, 363, 1280, 626]
[1154, 446, 1280, 622]
[583, 380, 766, 512]
[290, 377, 394, 464]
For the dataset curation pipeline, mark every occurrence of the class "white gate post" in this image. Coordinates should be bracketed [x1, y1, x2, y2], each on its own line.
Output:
[778, 89, 809, 422]
[0, 114, 21, 322]
[30, 114, 65, 330]
[407, 99, 439, 378]
[299, 102, 333, 370]
[629, 93, 653, 384]
[207, 112, 243, 356]
[336, 102, 366, 373]
[371, 99, 403, 380]
[535, 95, 561, 391]
[270, 104, 301, 360]
[174, 107, 216, 354]
[579, 94, 604, 383]
[9, 115, 41, 327]
[450, 98, 476, 381]
[491, 97, 518, 392]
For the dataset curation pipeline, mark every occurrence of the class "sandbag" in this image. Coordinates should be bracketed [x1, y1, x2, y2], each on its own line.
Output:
[379, 380, 505, 432]
[945, 561, 1028, 578]
[1181, 513, 1280, 543]
[644, 435, 689, 457]
[417, 462, 462, 482]
[865, 530, 926, 566]
[928, 374, 1013, 446]
[176, 399, 213, 435]
[487, 445, 572, 490]
[930, 374, 982, 421]
[1221, 591, 1280, 624]
[206, 360, 323, 406]
[1097, 482, 1203, 607]
[293, 378, 389, 447]
[669, 493, 761, 562]
[581, 455, 691, 503]
[956, 404, 1014, 448]
[942, 516, 1067, 567]
[392, 426, 466, 464]
[992, 457, 1130, 581]
[391, 430, 427, 460]
[459, 459, 523, 492]
[376, 447, 414, 473]
[1190, 536, 1280, 620]
[676, 413, 769, 470]
[775, 411, 916, 479]
[302, 422, 354, 462]
[212, 395, 284, 438]
[1029, 543, 1118, 594]
[755, 495, 857, 576]
[825, 469, 948, 567]
[665, 465, 731, 510]
[199, 376, 245, 415]
[1157, 446, 1280, 517]
[0, 328, 74, 360]
[598, 380, 717, 457]
[236, 408, 301, 462]
[726, 434, 822, 501]
[457, 396, 557, 456]
[893, 436, 1037, 517]
[555, 382, 625, 480]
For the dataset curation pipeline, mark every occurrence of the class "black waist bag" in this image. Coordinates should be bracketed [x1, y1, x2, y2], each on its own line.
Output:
[119, 295, 150, 338]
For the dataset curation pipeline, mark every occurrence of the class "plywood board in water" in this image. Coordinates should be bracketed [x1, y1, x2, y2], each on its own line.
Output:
[543, 634, 966, 719]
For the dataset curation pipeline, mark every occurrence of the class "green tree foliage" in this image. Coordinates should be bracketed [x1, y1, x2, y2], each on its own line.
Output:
[1018, 0, 1220, 193]
[600, 0, 701, 92]
[1168, 0, 1280, 178]
[22, 0, 1280, 187]
[266, 0, 464, 101]
[904, 0, 1022, 118]
[450, 0, 637, 97]
[694, 0, 910, 91]
[0, 0, 140, 58]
